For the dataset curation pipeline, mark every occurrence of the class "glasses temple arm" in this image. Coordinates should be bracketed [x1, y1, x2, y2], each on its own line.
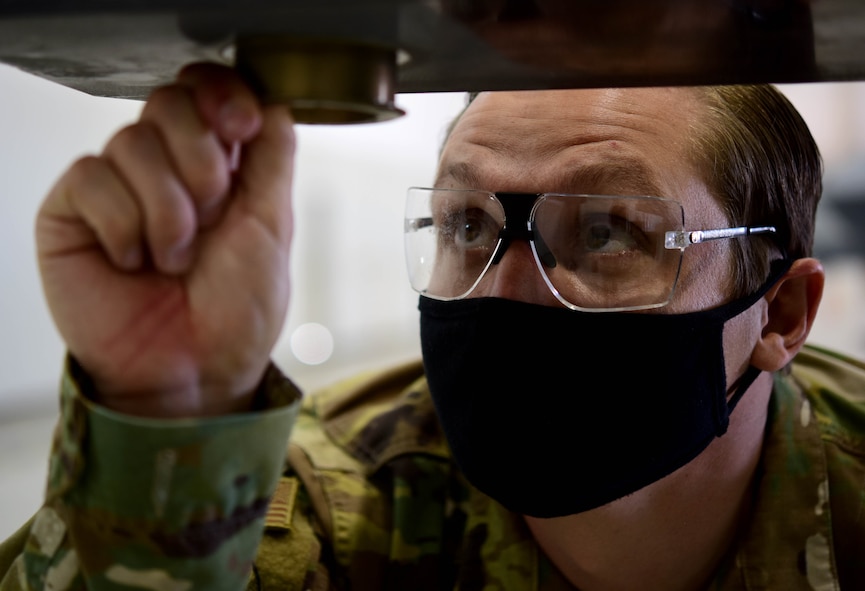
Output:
[405, 217, 434, 232]
[664, 226, 776, 250]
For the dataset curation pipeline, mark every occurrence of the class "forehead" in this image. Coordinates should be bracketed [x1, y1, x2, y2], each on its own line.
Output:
[437, 87, 718, 223]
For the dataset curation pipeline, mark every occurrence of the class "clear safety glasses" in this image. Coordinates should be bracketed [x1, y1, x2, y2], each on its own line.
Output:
[404, 187, 777, 312]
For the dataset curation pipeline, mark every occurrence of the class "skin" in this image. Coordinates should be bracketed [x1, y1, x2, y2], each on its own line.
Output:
[36, 68, 824, 588]
[439, 89, 824, 590]
[36, 64, 297, 417]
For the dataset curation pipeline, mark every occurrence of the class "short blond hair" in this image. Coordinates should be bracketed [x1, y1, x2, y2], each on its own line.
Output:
[692, 85, 823, 297]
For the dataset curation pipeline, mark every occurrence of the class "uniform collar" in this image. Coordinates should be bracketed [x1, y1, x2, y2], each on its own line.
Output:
[711, 369, 839, 591]
[313, 358, 451, 474]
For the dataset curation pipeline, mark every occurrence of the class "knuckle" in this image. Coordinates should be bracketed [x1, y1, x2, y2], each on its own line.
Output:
[269, 116, 298, 159]
[278, 121, 298, 152]
[148, 195, 193, 247]
[107, 123, 158, 156]
[143, 84, 191, 122]
[102, 206, 141, 249]
[64, 163, 142, 255]
[271, 110, 297, 144]
[186, 155, 230, 202]
[64, 155, 107, 188]
[104, 189, 139, 229]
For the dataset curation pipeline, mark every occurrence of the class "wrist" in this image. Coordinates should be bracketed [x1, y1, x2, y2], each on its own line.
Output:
[69, 355, 263, 418]
[97, 389, 258, 418]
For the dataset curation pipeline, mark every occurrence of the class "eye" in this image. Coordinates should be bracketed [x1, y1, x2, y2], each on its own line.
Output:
[580, 215, 647, 254]
[437, 207, 500, 250]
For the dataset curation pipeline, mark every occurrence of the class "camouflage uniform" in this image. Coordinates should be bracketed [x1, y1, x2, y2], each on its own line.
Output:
[1, 344, 863, 590]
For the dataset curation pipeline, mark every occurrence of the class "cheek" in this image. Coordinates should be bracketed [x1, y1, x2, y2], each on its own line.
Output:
[668, 242, 736, 313]
[722, 303, 764, 382]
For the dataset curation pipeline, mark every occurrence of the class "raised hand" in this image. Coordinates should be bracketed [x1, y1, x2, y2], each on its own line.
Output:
[36, 63, 297, 418]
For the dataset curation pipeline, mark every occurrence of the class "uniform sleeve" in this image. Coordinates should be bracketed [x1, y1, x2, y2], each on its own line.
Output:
[0, 357, 302, 591]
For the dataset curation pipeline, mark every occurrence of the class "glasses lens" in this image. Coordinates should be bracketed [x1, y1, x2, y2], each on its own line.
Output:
[405, 189, 686, 310]
[532, 195, 684, 310]
[405, 187, 504, 299]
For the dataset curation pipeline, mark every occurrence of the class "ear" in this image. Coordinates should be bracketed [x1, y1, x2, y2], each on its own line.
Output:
[750, 258, 825, 372]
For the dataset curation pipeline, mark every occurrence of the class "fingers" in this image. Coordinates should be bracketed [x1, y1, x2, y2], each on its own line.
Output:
[174, 62, 297, 247]
[39, 62, 296, 276]
[137, 65, 258, 234]
[139, 84, 231, 221]
[177, 62, 263, 144]
[149, 63, 297, 253]
[102, 122, 198, 273]
[38, 155, 144, 271]
[234, 103, 297, 246]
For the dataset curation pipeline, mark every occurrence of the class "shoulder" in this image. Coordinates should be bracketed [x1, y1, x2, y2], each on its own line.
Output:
[788, 343, 865, 447]
[275, 358, 458, 582]
[291, 357, 450, 473]
[785, 345, 865, 586]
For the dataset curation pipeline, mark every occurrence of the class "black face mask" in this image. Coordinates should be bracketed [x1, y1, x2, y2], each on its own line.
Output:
[419, 260, 792, 518]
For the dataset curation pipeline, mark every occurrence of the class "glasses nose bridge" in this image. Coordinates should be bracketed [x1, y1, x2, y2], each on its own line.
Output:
[490, 192, 541, 265]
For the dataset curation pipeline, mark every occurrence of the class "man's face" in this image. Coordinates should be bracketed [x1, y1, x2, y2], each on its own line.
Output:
[435, 87, 737, 314]
[422, 88, 779, 525]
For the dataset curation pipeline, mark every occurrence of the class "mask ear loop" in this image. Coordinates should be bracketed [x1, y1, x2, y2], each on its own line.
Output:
[715, 256, 795, 435]
[715, 365, 763, 436]
[725, 365, 763, 414]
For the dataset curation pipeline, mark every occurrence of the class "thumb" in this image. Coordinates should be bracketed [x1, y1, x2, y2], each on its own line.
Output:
[231, 103, 297, 248]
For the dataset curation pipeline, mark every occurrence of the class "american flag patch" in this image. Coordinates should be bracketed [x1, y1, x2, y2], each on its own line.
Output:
[265, 476, 298, 531]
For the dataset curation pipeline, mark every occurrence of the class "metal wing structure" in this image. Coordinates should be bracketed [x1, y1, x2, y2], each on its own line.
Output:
[0, 1, 863, 122]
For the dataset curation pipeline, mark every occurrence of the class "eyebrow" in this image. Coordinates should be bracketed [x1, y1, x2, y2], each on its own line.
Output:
[436, 159, 666, 198]
[435, 162, 484, 189]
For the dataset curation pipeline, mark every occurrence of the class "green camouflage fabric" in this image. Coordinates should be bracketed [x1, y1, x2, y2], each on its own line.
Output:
[1, 344, 863, 590]
[0, 357, 301, 591]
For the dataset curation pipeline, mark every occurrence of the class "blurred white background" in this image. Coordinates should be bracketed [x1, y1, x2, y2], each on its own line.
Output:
[1, 63, 864, 539]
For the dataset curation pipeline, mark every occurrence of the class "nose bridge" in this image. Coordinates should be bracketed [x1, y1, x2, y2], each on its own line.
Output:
[482, 192, 558, 305]
[485, 241, 559, 305]
[491, 192, 538, 264]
